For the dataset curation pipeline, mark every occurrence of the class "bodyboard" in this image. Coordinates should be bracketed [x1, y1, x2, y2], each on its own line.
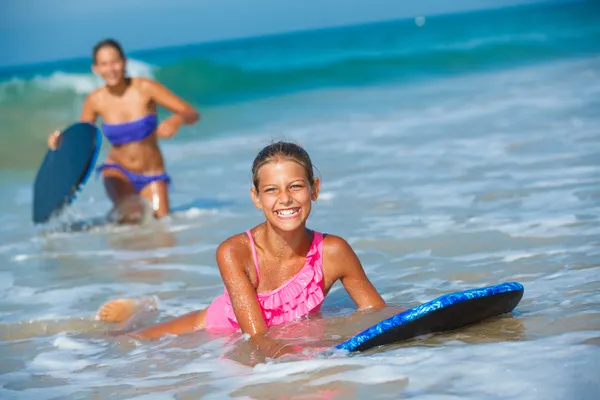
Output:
[32, 122, 101, 224]
[335, 282, 524, 353]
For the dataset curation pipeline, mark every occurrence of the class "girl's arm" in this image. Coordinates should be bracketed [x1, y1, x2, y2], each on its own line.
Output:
[324, 235, 386, 309]
[216, 236, 296, 358]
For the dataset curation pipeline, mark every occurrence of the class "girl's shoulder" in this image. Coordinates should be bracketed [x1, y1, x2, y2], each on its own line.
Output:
[216, 231, 253, 258]
[215, 228, 356, 263]
[321, 232, 356, 258]
[215, 228, 262, 268]
[320, 233, 361, 280]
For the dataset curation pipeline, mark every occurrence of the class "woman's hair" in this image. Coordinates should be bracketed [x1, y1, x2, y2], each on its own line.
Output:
[92, 39, 126, 63]
[251, 141, 315, 189]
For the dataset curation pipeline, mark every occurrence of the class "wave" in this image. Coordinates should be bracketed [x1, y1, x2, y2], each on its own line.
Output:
[1, 0, 597, 171]
[0, 59, 155, 101]
[2, 33, 596, 109]
[160, 24, 600, 105]
[36, 58, 155, 94]
[0, 1, 598, 107]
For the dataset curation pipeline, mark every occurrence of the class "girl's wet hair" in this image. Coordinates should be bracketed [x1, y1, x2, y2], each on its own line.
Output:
[252, 141, 315, 189]
[92, 39, 126, 63]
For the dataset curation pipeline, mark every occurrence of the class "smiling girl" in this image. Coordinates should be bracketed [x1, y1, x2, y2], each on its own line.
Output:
[97, 141, 386, 357]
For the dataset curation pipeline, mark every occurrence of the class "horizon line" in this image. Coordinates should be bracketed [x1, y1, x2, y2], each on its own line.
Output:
[0, 0, 567, 73]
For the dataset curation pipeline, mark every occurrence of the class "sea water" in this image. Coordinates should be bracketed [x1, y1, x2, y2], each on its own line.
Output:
[1, 1, 599, 399]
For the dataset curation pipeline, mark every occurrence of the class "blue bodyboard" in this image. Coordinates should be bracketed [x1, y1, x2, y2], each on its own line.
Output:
[336, 282, 524, 353]
[32, 122, 101, 224]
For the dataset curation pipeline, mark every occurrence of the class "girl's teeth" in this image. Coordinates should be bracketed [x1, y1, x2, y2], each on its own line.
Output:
[277, 209, 298, 216]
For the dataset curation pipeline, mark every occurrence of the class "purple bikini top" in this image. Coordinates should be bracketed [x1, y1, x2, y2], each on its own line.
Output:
[101, 114, 158, 146]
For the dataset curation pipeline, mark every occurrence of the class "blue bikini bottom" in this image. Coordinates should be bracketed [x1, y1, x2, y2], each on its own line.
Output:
[96, 163, 171, 193]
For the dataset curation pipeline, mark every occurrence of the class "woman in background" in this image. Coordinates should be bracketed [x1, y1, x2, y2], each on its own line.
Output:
[48, 39, 200, 221]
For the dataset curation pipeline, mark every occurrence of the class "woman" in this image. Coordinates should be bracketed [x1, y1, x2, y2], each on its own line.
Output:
[48, 39, 200, 221]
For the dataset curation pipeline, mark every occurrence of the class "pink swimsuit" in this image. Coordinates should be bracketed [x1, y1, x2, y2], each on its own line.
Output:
[204, 230, 325, 332]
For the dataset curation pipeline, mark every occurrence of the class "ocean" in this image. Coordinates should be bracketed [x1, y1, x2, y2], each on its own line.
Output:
[1, 0, 599, 398]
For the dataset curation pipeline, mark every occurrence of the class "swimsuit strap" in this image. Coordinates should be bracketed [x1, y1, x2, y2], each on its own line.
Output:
[245, 230, 261, 281]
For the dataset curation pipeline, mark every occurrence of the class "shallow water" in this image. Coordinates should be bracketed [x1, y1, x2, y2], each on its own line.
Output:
[1, 54, 599, 398]
[2, 2, 600, 398]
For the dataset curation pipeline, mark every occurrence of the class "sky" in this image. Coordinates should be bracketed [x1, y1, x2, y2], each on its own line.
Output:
[0, 0, 553, 68]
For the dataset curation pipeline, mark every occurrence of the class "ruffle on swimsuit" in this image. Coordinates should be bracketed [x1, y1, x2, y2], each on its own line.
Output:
[204, 230, 325, 332]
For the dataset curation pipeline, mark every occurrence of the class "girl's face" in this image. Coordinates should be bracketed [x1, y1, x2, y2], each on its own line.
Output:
[251, 159, 320, 232]
[92, 46, 126, 87]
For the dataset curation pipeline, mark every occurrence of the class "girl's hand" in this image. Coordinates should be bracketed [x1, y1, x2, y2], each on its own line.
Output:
[251, 336, 301, 359]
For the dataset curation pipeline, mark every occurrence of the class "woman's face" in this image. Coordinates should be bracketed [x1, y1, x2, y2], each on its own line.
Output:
[93, 46, 126, 87]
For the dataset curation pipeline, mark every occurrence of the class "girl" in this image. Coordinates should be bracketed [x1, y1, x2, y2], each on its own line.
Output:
[97, 141, 386, 358]
[48, 39, 200, 220]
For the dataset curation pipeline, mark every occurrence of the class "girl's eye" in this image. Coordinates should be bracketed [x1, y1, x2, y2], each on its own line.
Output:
[291, 184, 304, 189]
[265, 188, 276, 193]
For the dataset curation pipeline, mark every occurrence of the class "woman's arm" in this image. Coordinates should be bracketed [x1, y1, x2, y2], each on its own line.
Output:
[141, 78, 199, 138]
[49, 93, 97, 149]
[79, 93, 98, 123]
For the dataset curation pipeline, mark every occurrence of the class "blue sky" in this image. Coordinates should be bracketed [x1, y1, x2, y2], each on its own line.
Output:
[1, 0, 550, 67]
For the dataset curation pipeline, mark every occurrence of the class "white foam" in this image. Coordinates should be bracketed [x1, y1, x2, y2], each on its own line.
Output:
[34, 71, 104, 94]
[31, 351, 93, 374]
[129, 262, 220, 276]
[12, 249, 116, 262]
[309, 363, 406, 385]
[1, 58, 155, 97]
[3, 281, 186, 315]
[317, 192, 335, 201]
[53, 334, 105, 356]
[180, 332, 598, 399]
[170, 207, 223, 219]
[440, 32, 549, 51]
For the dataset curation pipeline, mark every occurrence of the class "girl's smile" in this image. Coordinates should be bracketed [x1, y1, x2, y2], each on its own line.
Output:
[252, 159, 320, 231]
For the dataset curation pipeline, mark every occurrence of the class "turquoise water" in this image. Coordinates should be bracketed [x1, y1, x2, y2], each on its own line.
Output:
[2, 0, 599, 168]
[1, 1, 600, 399]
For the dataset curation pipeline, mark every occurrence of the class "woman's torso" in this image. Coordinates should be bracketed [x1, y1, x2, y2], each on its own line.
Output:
[93, 78, 165, 174]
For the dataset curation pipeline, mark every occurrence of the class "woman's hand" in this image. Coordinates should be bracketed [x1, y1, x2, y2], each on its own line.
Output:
[47, 130, 61, 150]
[142, 78, 200, 131]
[156, 116, 182, 139]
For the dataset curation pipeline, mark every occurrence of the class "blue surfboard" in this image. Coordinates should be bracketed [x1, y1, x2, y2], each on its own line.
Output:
[32, 122, 102, 224]
[335, 282, 524, 353]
